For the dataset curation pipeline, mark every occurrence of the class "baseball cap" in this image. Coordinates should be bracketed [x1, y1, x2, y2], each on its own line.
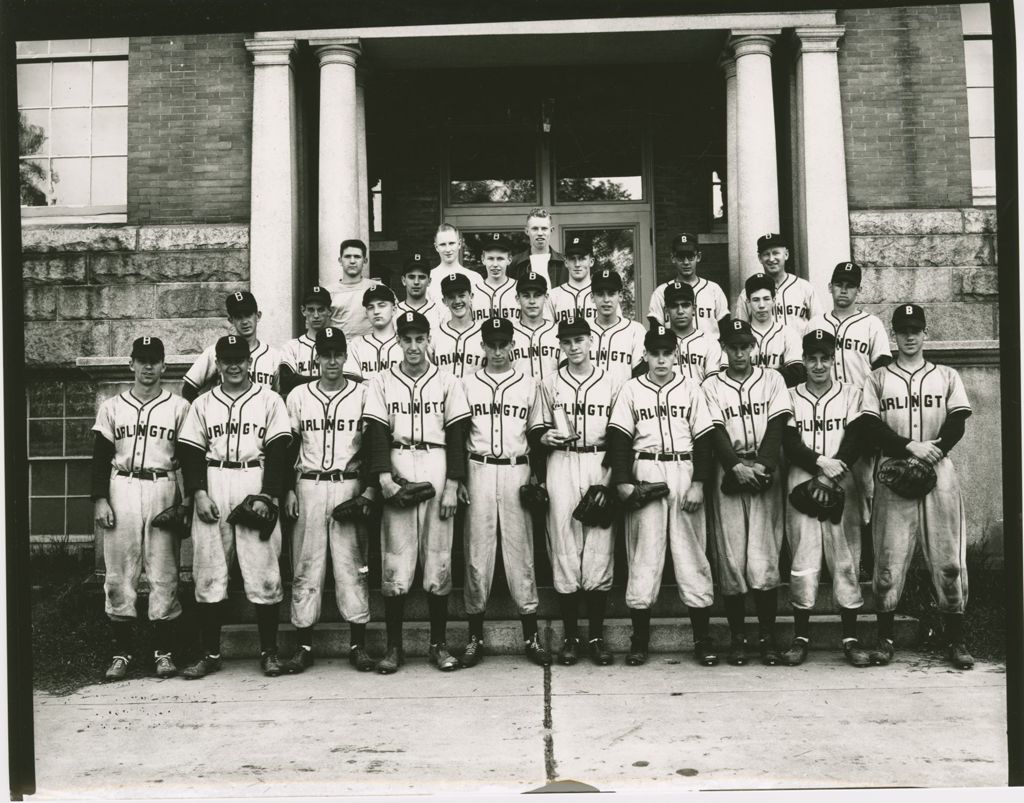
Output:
[516, 271, 548, 295]
[315, 326, 347, 353]
[644, 325, 677, 352]
[440, 272, 472, 297]
[479, 232, 513, 254]
[481, 317, 514, 344]
[564, 235, 593, 257]
[362, 283, 396, 306]
[831, 261, 862, 286]
[215, 334, 250, 362]
[745, 273, 776, 299]
[891, 303, 926, 330]
[718, 317, 755, 346]
[671, 233, 699, 254]
[402, 250, 431, 275]
[557, 316, 592, 340]
[131, 335, 165, 362]
[803, 328, 837, 354]
[302, 285, 332, 306]
[756, 233, 790, 253]
[395, 310, 431, 336]
[663, 280, 695, 307]
[226, 290, 258, 316]
[591, 268, 623, 294]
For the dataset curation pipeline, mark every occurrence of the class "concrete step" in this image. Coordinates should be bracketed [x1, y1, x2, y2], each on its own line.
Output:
[218, 615, 918, 659]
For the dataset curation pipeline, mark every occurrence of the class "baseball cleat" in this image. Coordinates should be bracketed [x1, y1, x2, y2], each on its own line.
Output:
[104, 655, 132, 682]
[181, 654, 222, 680]
[260, 651, 284, 677]
[558, 637, 580, 666]
[348, 645, 376, 672]
[625, 638, 648, 666]
[693, 638, 720, 667]
[727, 635, 749, 666]
[868, 638, 895, 666]
[153, 652, 177, 679]
[525, 637, 553, 667]
[780, 637, 809, 666]
[947, 642, 975, 670]
[587, 637, 614, 666]
[460, 635, 484, 668]
[428, 642, 460, 671]
[376, 645, 404, 674]
[842, 639, 872, 668]
[281, 647, 314, 674]
[759, 637, 782, 666]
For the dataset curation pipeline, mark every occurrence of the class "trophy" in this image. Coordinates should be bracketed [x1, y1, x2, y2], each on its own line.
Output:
[544, 384, 579, 442]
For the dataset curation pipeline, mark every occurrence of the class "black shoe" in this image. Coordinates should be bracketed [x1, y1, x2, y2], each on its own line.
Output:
[625, 639, 648, 666]
[842, 639, 872, 668]
[104, 655, 132, 682]
[154, 652, 177, 679]
[587, 638, 613, 666]
[461, 635, 484, 668]
[948, 642, 975, 670]
[780, 637, 809, 666]
[281, 647, 314, 674]
[377, 645, 404, 674]
[759, 637, 782, 666]
[525, 636, 553, 667]
[558, 637, 580, 666]
[868, 638, 895, 666]
[428, 641, 460, 671]
[727, 635, 749, 666]
[260, 651, 284, 677]
[181, 654, 222, 680]
[693, 638, 719, 667]
[349, 645, 375, 672]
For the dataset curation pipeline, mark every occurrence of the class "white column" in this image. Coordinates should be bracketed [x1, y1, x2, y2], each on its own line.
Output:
[356, 70, 370, 255]
[794, 26, 851, 291]
[311, 39, 361, 286]
[720, 54, 740, 295]
[730, 31, 781, 279]
[245, 38, 299, 347]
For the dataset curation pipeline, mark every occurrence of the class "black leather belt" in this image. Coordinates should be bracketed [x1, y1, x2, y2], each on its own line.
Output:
[637, 452, 692, 462]
[115, 469, 171, 480]
[207, 459, 261, 469]
[300, 470, 360, 481]
[470, 454, 529, 466]
[392, 443, 439, 451]
[553, 445, 605, 453]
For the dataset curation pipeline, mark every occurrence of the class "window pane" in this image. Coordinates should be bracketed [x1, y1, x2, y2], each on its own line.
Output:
[17, 40, 50, 57]
[562, 228, 637, 319]
[970, 137, 996, 195]
[92, 107, 127, 155]
[29, 420, 63, 457]
[459, 231, 530, 272]
[17, 62, 50, 108]
[31, 497, 65, 535]
[50, 107, 90, 155]
[67, 498, 94, 534]
[20, 158, 51, 206]
[28, 382, 64, 417]
[91, 157, 127, 205]
[93, 61, 128, 106]
[65, 383, 95, 416]
[65, 419, 94, 454]
[51, 61, 92, 107]
[49, 157, 91, 205]
[961, 4, 992, 35]
[67, 461, 92, 495]
[555, 128, 643, 202]
[91, 37, 130, 55]
[964, 40, 993, 88]
[32, 462, 66, 495]
[967, 87, 994, 137]
[49, 38, 92, 56]
[448, 132, 537, 204]
[19, 109, 49, 156]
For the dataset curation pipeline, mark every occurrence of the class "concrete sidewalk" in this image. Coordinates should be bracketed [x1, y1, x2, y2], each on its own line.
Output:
[32, 651, 1007, 798]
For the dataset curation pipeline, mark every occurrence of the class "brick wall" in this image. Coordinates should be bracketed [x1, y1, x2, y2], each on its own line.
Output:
[128, 34, 254, 225]
[838, 5, 973, 209]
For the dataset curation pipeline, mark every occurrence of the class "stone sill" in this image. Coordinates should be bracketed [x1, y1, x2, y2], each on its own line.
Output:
[76, 355, 195, 380]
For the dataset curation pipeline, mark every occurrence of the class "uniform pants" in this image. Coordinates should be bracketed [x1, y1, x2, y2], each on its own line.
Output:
[854, 456, 875, 527]
[710, 463, 784, 596]
[103, 472, 181, 621]
[463, 461, 539, 615]
[545, 450, 614, 594]
[625, 458, 713, 609]
[192, 466, 283, 605]
[872, 456, 968, 614]
[291, 477, 370, 627]
[785, 466, 864, 610]
[381, 448, 452, 597]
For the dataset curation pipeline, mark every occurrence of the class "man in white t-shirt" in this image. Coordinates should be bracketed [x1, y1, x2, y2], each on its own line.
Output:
[329, 239, 379, 339]
[508, 208, 568, 288]
[427, 223, 484, 306]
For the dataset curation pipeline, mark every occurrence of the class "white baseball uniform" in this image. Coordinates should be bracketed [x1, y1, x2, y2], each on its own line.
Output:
[280, 334, 319, 380]
[178, 384, 291, 605]
[477, 277, 521, 321]
[183, 340, 283, 395]
[589, 317, 647, 392]
[329, 279, 378, 338]
[347, 331, 403, 380]
[734, 273, 825, 336]
[549, 281, 596, 323]
[807, 311, 891, 389]
[432, 320, 486, 378]
[674, 329, 723, 383]
[510, 318, 561, 381]
[93, 389, 191, 621]
[396, 298, 444, 333]
[750, 319, 803, 374]
[648, 277, 730, 337]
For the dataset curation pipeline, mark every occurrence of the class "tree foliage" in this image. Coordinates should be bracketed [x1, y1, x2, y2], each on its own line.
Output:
[19, 112, 49, 205]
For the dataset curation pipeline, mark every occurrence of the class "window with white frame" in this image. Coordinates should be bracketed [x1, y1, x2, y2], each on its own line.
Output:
[17, 38, 128, 216]
[961, 4, 995, 203]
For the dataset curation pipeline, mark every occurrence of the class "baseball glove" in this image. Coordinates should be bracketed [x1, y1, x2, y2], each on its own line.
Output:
[621, 480, 670, 512]
[876, 457, 937, 499]
[789, 476, 846, 525]
[151, 503, 192, 538]
[385, 477, 436, 509]
[572, 485, 615, 528]
[331, 494, 376, 523]
[519, 483, 549, 514]
[721, 463, 774, 496]
[226, 493, 279, 540]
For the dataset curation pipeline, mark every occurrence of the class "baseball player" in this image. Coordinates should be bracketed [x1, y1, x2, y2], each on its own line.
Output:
[733, 233, 826, 335]
[548, 235, 596, 322]
[589, 268, 646, 392]
[433, 273, 486, 378]
[510, 272, 561, 381]
[476, 234, 520, 321]
[182, 291, 282, 401]
[279, 285, 333, 396]
[703, 318, 794, 666]
[508, 208, 568, 286]
[363, 310, 471, 673]
[92, 336, 191, 681]
[330, 239, 379, 339]
[458, 317, 550, 667]
[539, 316, 619, 666]
[279, 326, 376, 674]
[744, 273, 806, 387]
[427, 223, 485, 306]
[661, 280, 723, 383]
[647, 233, 729, 337]
[396, 250, 444, 332]
[346, 284, 403, 380]
[781, 329, 870, 667]
[858, 304, 974, 670]
[177, 334, 292, 679]
[607, 326, 718, 667]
